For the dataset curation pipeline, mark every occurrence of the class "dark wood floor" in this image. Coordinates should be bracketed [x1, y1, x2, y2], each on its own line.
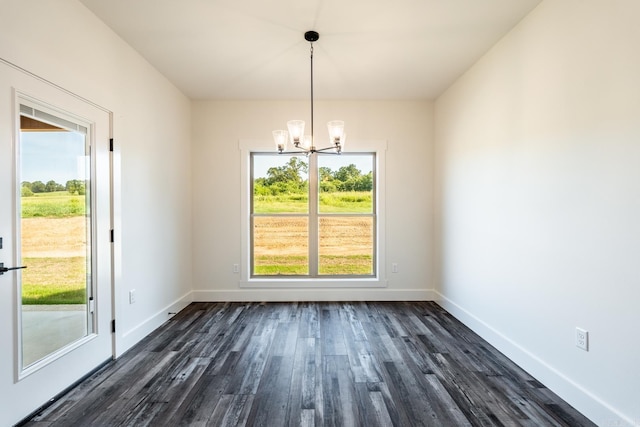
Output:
[24, 301, 595, 426]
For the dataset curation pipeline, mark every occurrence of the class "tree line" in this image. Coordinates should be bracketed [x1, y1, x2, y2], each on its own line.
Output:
[21, 179, 86, 196]
[254, 157, 372, 196]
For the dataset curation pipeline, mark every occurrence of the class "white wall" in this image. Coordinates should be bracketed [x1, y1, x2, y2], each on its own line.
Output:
[0, 0, 192, 367]
[192, 100, 434, 301]
[434, 0, 640, 425]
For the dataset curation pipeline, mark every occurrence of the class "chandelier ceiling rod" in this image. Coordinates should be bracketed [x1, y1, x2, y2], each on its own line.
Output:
[309, 33, 315, 151]
[272, 30, 345, 155]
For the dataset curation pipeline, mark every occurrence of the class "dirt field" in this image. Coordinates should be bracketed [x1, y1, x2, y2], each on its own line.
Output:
[21, 215, 373, 259]
[21, 217, 88, 257]
[254, 216, 374, 256]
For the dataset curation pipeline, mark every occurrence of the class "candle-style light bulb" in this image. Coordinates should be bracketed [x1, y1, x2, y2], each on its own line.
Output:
[287, 120, 305, 147]
[273, 130, 288, 153]
[327, 120, 345, 146]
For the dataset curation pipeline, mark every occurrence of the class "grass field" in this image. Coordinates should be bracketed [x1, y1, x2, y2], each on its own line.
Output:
[22, 190, 373, 304]
[254, 191, 372, 213]
[21, 192, 88, 305]
[253, 254, 372, 275]
[21, 191, 86, 218]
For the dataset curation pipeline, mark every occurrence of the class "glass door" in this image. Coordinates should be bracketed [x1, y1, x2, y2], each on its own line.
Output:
[19, 104, 94, 368]
[0, 60, 113, 426]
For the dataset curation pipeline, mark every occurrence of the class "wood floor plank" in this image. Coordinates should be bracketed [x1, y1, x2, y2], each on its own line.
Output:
[344, 338, 381, 383]
[171, 350, 244, 425]
[429, 351, 516, 426]
[320, 306, 348, 356]
[21, 302, 596, 427]
[286, 337, 317, 426]
[171, 373, 233, 426]
[380, 359, 443, 426]
[208, 394, 254, 427]
[271, 321, 300, 357]
[322, 355, 360, 426]
[364, 389, 394, 427]
[245, 355, 294, 426]
[148, 356, 213, 424]
[298, 302, 320, 339]
[298, 409, 315, 427]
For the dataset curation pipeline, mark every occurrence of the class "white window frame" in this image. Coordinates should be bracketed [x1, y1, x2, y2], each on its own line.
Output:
[239, 139, 387, 288]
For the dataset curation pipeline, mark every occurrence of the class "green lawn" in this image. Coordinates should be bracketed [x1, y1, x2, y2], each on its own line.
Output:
[21, 192, 86, 218]
[22, 283, 86, 305]
[254, 255, 373, 276]
[254, 255, 308, 275]
[21, 257, 87, 305]
[254, 191, 372, 214]
[318, 192, 373, 213]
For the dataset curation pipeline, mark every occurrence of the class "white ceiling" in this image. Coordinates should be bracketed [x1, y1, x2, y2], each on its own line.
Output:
[79, 0, 541, 100]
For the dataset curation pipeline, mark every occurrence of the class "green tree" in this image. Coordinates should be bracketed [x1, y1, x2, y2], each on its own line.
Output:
[264, 157, 308, 193]
[45, 180, 64, 192]
[319, 167, 333, 182]
[354, 172, 373, 191]
[334, 164, 361, 182]
[66, 179, 86, 195]
[332, 164, 374, 192]
[318, 166, 337, 193]
[320, 180, 338, 193]
[21, 185, 33, 197]
[31, 181, 46, 193]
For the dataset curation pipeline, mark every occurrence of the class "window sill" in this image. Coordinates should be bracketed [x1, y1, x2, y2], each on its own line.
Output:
[239, 278, 388, 288]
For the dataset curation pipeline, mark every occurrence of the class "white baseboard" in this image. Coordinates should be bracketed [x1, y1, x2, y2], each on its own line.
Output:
[435, 292, 635, 427]
[191, 288, 436, 302]
[116, 292, 192, 357]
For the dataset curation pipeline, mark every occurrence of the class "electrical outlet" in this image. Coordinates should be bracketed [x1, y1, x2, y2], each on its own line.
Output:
[576, 327, 588, 351]
[129, 289, 136, 304]
[233, 264, 240, 274]
[391, 263, 398, 273]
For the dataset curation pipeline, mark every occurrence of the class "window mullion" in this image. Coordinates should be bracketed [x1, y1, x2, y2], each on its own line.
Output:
[308, 154, 319, 276]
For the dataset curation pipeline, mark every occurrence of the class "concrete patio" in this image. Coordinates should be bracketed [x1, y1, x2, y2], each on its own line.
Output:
[21, 304, 88, 366]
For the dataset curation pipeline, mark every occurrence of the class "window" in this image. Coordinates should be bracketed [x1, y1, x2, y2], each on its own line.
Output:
[251, 153, 376, 278]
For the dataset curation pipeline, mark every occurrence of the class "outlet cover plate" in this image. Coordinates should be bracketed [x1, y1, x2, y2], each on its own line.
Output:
[576, 327, 588, 351]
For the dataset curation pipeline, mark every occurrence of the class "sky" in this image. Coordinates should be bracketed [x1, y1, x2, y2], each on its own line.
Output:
[20, 131, 372, 184]
[20, 131, 88, 184]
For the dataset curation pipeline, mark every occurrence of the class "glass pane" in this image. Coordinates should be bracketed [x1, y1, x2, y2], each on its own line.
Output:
[319, 217, 374, 275]
[20, 113, 91, 367]
[253, 154, 308, 214]
[318, 154, 373, 213]
[253, 216, 308, 275]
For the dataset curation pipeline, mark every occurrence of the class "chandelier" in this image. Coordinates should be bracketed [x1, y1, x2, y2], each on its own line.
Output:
[273, 31, 345, 155]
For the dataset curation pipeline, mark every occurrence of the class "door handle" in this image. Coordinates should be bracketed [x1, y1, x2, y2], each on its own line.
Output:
[0, 263, 27, 275]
